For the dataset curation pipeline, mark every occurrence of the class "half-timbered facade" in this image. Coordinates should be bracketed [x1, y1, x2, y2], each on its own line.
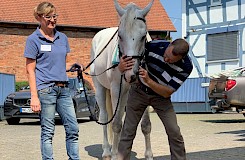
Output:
[182, 0, 245, 78]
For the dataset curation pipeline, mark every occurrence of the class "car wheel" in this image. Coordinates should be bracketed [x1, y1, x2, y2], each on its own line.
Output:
[6, 117, 20, 125]
[89, 102, 100, 121]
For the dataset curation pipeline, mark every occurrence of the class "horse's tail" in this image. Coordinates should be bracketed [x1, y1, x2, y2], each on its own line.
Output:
[106, 89, 113, 144]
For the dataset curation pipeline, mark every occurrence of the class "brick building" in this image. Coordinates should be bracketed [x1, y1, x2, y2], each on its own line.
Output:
[0, 0, 175, 84]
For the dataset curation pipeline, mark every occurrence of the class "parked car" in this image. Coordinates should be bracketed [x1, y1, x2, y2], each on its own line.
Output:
[208, 67, 245, 116]
[4, 65, 99, 125]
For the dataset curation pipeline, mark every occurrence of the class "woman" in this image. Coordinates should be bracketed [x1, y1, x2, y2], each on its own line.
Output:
[24, 2, 80, 160]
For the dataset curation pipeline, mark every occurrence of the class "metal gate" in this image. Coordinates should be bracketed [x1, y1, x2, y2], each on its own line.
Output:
[171, 77, 211, 113]
[0, 73, 15, 120]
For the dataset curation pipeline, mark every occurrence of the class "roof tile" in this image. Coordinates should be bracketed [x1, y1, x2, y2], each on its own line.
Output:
[0, 0, 176, 31]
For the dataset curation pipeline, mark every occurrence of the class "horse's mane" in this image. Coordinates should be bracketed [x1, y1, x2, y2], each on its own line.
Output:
[121, 3, 142, 34]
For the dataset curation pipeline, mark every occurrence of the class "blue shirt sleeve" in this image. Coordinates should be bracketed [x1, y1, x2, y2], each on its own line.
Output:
[24, 36, 38, 59]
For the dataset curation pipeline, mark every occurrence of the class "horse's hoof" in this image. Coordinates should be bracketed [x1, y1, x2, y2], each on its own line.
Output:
[103, 155, 112, 160]
[145, 156, 153, 160]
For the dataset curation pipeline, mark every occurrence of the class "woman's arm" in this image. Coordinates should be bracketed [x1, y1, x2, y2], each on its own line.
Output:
[26, 58, 41, 113]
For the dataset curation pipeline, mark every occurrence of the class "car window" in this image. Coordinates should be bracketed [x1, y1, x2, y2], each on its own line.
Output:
[68, 78, 93, 91]
[241, 70, 245, 76]
[68, 79, 75, 89]
[78, 81, 90, 91]
[84, 80, 93, 90]
[20, 86, 30, 90]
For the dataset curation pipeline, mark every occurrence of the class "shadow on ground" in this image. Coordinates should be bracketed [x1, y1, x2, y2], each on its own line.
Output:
[201, 119, 245, 124]
[201, 119, 245, 141]
[217, 130, 245, 141]
[84, 145, 245, 160]
[84, 144, 139, 160]
[5, 118, 91, 126]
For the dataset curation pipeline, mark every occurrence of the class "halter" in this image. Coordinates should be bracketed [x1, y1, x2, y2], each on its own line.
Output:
[118, 47, 145, 61]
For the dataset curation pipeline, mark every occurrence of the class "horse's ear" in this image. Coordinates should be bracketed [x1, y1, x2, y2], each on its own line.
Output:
[140, 0, 154, 17]
[114, 0, 125, 16]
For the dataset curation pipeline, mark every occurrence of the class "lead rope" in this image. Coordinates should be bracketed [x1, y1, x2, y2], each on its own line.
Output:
[95, 74, 123, 125]
[82, 28, 119, 76]
[77, 70, 93, 118]
[79, 65, 123, 125]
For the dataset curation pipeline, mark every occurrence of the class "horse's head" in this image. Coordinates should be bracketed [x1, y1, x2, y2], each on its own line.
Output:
[114, 0, 154, 83]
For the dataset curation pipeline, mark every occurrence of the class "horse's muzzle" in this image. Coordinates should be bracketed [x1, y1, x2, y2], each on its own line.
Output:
[124, 72, 137, 84]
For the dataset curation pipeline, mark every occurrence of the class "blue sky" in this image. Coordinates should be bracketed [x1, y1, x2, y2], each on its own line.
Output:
[160, 0, 182, 40]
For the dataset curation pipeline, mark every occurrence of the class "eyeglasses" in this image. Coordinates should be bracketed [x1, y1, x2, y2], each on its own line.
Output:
[42, 14, 58, 20]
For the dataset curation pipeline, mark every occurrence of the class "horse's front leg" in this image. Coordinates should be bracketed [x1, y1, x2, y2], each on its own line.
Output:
[111, 108, 124, 160]
[141, 106, 153, 160]
[94, 84, 111, 159]
[110, 86, 128, 160]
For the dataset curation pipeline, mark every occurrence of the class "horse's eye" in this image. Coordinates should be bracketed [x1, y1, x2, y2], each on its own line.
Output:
[141, 35, 146, 41]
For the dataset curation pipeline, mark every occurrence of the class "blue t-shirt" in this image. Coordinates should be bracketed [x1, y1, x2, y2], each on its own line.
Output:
[24, 27, 70, 90]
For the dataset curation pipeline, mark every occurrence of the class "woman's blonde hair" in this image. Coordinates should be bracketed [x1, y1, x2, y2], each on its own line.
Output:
[33, 2, 56, 19]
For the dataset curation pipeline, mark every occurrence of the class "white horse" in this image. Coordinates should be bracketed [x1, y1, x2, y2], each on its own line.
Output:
[90, 0, 154, 159]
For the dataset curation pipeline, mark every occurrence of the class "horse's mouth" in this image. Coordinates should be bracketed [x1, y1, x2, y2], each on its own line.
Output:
[124, 63, 140, 84]
[124, 74, 138, 84]
[129, 75, 137, 83]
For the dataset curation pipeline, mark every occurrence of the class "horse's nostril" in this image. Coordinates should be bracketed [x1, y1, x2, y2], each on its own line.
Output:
[130, 75, 136, 83]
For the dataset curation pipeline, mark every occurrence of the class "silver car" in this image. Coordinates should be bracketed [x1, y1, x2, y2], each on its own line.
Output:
[208, 67, 245, 116]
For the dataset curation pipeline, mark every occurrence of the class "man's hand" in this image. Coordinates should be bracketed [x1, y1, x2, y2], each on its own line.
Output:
[118, 55, 135, 73]
[139, 66, 151, 84]
[139, 66, 174, 98]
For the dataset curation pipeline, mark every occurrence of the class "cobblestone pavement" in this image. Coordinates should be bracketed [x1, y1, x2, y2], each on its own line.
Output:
[0, 113, 244, 160]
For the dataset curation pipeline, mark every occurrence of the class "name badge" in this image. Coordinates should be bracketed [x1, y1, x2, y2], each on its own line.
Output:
[41, 45, 51, 52]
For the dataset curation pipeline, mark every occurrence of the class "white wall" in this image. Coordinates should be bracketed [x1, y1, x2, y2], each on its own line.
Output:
[210, 6, 223, 23]
[242, 0, 245, 19]
[182, 0, 245, 78]
[226, 1, 239, 21]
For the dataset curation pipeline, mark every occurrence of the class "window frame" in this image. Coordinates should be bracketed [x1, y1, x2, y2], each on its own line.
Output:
[210, 0, 222, 7]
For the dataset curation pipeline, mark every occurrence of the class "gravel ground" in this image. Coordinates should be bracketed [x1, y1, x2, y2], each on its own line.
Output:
[0, 112, 244, 160]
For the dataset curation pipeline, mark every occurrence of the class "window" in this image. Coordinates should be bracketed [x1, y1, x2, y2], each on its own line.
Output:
[207, 31, 238, 61]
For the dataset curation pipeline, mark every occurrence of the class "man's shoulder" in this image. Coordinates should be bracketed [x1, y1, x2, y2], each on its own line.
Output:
[146, 39, 170, 48]
[146, 39, 170, 56]
[183, 55, 194, 72]
[148, 39, 170, 43]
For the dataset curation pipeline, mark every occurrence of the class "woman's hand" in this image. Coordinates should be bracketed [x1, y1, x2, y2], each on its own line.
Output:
[30, 96, 41, 113]
[118, 55, 135, 73]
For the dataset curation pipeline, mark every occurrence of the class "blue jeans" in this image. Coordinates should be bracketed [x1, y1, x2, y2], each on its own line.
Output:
[38, 86, 80, 160]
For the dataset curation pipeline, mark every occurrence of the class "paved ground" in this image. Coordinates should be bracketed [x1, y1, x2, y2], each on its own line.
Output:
[0, 112, 244, 160]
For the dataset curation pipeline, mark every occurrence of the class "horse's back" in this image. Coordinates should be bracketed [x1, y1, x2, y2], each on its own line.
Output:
[91, 27, 118, 57]
[90, 27, 119, 89]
